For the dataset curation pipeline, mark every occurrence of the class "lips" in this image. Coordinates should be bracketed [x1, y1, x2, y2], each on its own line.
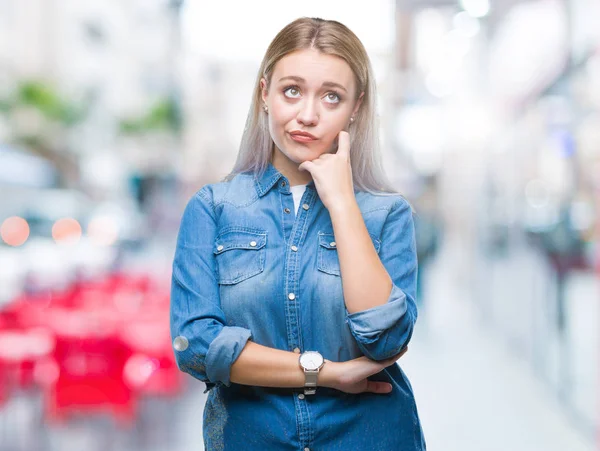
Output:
[289, 131, 317, 143]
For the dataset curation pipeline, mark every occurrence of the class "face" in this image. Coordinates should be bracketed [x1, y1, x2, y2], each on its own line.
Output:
[260, 49, 363, 166]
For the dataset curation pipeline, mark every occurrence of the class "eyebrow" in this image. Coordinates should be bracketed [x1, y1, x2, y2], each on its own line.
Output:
[277, 75, 348, 93]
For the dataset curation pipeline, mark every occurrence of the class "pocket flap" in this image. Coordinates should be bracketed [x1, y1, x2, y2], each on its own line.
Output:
[318, 233, 337, 250]
[318, 232, 381, 253]
[214, 229, 267, 254]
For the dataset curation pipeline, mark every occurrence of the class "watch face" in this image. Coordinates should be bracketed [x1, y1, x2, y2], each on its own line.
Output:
[299, 351, 324, 371]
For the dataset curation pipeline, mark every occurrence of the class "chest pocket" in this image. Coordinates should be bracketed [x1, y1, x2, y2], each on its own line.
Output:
[213, 228, 267, 284]
[317, 232, 382, 276]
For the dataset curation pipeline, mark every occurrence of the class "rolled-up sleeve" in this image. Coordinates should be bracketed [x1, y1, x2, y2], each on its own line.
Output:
[170, 188, 252, 390]
[345, 198, 418, 361]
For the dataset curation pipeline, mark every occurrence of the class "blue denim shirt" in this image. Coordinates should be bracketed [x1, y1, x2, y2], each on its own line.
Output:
[170, 163, 426, 450]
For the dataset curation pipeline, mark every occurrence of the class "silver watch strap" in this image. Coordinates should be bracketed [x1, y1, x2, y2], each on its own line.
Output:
[304, 369, 318, 395]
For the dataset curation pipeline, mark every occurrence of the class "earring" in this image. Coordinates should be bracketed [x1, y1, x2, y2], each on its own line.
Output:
[263, 104, 268, 113]
[350, 117, 355, 123]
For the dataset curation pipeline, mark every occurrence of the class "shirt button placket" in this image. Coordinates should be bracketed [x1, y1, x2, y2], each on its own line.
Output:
[284, 190, 314, 449]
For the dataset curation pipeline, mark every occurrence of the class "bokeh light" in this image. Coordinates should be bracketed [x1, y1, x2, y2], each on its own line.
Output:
[1, 216, 30, 246]
[52, 218, 82, 244]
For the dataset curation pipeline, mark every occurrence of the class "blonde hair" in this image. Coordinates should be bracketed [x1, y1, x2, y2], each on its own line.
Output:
[224, 17, 397, 194]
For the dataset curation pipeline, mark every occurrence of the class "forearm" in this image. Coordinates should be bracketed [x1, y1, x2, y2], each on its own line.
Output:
[229, 341, 338, 388]
[329, 200, 393, 314]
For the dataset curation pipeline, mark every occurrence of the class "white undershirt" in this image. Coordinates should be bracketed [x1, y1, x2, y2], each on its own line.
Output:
[289, 184, 307, 214]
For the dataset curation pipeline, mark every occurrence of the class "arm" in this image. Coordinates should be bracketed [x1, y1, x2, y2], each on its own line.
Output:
[231, 341, 406, 394]
[229, 341, 338, 388]
[330, 197, 419, 361]
[329, 200, 393, 314]
[170, 188, 253, 389]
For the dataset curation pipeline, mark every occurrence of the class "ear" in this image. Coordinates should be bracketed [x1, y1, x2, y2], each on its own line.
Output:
[351, 91, 365, 118]
[260, 78, 268, 104]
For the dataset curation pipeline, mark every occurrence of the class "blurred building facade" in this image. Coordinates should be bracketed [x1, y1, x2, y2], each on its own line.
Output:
[0, 0, 183, 195]
[392, 0, 600, 440]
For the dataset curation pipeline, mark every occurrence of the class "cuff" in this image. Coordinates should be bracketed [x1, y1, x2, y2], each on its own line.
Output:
[345, 284, 410, 359]
[205, 326, 252, 386]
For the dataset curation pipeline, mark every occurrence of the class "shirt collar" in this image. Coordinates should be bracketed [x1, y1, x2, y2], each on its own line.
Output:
[254, 162, 315, 197]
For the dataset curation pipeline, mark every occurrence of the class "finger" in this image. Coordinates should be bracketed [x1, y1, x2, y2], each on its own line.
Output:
[390, 346, 408, 361]
[336, 131, 350, 158]
[298, 160, 315, 173]
[382, 358, 399, 368]
[390, 347, 408, 362]
[381, 348, 408, 367]
[365, 380, 392, 394]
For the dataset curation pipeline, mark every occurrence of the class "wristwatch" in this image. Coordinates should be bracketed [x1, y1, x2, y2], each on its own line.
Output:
[298, 351, 325, 395]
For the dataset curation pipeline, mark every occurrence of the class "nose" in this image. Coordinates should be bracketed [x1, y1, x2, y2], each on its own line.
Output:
[296, 99, 319, 126]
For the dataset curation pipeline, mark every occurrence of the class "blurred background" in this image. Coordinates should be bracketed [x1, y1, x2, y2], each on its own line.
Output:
[0, 0, 598, 450]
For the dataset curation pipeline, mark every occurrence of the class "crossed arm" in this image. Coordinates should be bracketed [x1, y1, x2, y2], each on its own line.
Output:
[170, 190, 418, 390]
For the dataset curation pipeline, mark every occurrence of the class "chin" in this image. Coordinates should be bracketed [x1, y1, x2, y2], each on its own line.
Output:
[275, 140, 331, 164]
[289, 153, 312, 164]
[278, 147, 316, 164]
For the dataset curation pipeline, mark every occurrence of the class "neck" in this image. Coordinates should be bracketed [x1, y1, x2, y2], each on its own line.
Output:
[271, 146, 312, 187]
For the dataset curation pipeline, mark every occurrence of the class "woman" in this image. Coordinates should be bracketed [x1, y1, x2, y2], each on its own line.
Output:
[171, 17, 426, 450]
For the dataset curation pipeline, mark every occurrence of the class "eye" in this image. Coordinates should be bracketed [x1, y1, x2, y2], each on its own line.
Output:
[324, 92, 341, 104]
[283, 85, 301, 98]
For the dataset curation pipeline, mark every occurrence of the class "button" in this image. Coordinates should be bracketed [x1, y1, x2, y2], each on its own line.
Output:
[304, 447, 310, 451]
[216, 245, 224, 251]
[298, 394, 305, 400]
[302, 203, 309, 210]
[291, 245, 298, 252]
[330, 241, 336, 247]
[284, 208, 291, 214]
[293, 347, 301, 353]
[288, 293, 296, 300]
[250, 241, 257, 247]
[281, 181, 286, 187]
[173, 336, 189, 352]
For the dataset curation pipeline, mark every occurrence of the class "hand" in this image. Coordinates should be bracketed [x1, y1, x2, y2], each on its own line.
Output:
[323, 347, 408, 395]
[298, 131, 355, 211]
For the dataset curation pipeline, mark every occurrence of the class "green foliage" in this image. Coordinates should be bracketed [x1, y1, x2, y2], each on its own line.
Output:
[18, 81, 84, 125]
[0, 80, 85, 125]
[119, 97, 181, 135]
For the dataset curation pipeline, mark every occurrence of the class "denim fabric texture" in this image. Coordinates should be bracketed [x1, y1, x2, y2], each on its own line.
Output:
[170, 162, 426, 450]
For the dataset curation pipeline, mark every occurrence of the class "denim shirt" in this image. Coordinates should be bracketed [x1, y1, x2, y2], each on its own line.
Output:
[170, 163, 426, 450]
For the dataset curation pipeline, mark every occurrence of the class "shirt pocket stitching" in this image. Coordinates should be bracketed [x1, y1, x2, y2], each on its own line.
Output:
[317, 232, 381, 276]
[213, 229, 267, 284]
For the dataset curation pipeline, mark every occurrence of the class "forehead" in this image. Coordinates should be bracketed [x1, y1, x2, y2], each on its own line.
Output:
[272, 49, 356, 92]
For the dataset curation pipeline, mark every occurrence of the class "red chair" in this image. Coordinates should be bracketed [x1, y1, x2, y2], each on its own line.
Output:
[43, 309, 136, 427]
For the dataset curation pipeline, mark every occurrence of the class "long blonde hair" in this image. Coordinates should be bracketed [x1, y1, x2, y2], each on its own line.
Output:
[224, 17, 397, 194]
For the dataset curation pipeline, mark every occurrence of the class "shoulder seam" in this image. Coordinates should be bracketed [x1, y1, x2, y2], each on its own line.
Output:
[196, 187, 216, 213]
[361, 194, 411, 216]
